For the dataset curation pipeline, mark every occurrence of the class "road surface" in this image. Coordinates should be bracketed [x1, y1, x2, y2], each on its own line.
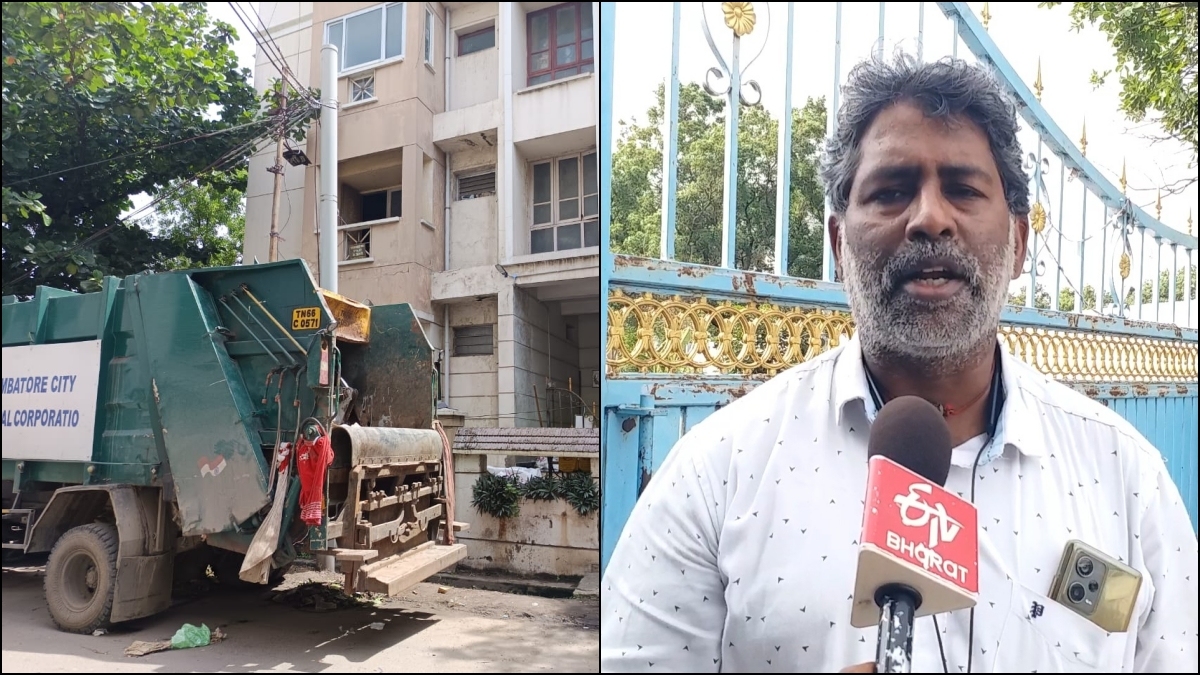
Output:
[2, 557, 598, 673]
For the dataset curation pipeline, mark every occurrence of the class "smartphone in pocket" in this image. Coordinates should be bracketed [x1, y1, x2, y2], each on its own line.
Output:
[1048, 539, 1142, 633]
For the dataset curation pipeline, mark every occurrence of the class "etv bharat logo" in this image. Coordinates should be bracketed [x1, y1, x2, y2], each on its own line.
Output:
[893, 483, 962, 548]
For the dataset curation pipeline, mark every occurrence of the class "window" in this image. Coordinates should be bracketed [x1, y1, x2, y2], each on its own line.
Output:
[457, 170, 496, 200]
[344, 227, 372, 261]
[459, 26, 495, 56]
[326, 3, 405, 73]
[531, 152, 599, 254]
[453, 325, 494, 356]
[350, 73, 375, 103]
[424, 7, 435, 67]
[527, 2, 593, 86]
[359, 188, 402, 222]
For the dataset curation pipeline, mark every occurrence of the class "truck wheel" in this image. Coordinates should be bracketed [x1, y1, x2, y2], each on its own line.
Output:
[44, 523, 119, 634]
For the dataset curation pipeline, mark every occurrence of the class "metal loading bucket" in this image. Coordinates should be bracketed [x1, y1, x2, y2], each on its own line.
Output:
[330, 424, 442, 466]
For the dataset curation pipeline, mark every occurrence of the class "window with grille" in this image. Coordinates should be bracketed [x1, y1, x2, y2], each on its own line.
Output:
[350, 73, 375, 103]
[527, 2, 593, 86]
[531, 151, 599, 254]
[453, 324, 494, 356]
[457, 171, 496, 200]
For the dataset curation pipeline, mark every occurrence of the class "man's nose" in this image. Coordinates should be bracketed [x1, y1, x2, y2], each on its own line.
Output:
[904, 183, 958, 242]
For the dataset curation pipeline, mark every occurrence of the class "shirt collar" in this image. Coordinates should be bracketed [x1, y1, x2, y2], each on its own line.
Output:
[831, 334, 1043, 464]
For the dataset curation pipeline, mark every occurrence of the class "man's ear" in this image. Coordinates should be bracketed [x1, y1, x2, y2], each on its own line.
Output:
[1011, 214, 1029, 280]
[829, 215, 843, 279]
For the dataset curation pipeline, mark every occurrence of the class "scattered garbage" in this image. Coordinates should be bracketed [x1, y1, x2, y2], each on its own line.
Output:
[437, 586, 450, 594]
[125, 625, 227, 657]
[92, 629, 107, 636]
[171, 623, 211, 649]
[268, 580, 384, 612]
[531, 602, 538, 607]
[369, 622, 385, 630]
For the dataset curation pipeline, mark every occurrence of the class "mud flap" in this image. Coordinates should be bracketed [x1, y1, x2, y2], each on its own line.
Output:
[111, 552, 174, 623]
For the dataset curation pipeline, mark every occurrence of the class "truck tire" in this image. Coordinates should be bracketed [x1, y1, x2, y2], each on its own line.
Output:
[44, 523, 119, 634]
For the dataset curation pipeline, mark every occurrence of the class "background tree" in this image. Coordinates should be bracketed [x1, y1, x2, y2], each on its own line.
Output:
[1040, 2, 1198, 192]
[610, 83, 828, 278]
[148, 167, 248, 271]
[2, 2, 313, 298]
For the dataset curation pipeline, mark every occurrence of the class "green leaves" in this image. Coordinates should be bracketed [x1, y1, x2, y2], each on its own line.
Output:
[470, 471, 601, 519]
[2, 2, 262, 298]
[1040, 2, 1197, 166]
[610, 83, 829, 278]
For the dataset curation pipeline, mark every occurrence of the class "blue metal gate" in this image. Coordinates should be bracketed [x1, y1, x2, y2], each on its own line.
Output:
[600, 2, 1199, 572]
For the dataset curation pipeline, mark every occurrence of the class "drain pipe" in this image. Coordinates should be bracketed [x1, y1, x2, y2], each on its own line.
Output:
[319, 44, 339, 293]
[442, 7, 453, 406]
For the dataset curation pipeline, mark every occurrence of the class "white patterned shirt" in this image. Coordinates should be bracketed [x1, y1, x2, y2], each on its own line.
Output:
[600, 336, 1198, 673]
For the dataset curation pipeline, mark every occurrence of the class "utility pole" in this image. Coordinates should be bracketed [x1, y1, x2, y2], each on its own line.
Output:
[267, 86, 288, 262]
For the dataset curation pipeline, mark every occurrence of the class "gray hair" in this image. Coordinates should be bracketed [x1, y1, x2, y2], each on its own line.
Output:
[820, 52, 1031, 217]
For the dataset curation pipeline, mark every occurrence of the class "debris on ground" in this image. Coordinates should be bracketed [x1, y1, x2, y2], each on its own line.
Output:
[369, 622, 385, 630]
[437, 586, 450, 594]
[268, 580, 384, 612]
[171, 623, 211, 649]
[125, 626, 227, 657]
[92, 629, 107, 636]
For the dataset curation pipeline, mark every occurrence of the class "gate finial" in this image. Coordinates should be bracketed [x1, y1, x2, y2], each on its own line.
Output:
[981, 2, 992, 30]
[1033, 58, 1043, 102]
[1080, 119, 1088, 157]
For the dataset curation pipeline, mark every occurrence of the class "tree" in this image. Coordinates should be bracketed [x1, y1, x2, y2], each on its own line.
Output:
[1011, 262, 1197, 315]
[1041, 2, 1199, 189]
[1, 2, 309, 298]
[610, 83, 828, 278]
[148, 168, 248, 270]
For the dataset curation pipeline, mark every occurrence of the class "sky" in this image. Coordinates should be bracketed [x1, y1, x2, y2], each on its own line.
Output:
[610, 2, 1198, 322]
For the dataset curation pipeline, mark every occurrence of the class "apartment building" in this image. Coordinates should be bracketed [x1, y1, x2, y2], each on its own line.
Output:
[243, 2, 600, 429]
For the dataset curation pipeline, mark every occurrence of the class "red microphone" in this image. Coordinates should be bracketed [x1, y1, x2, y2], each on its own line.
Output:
[851, 397, 979, 673]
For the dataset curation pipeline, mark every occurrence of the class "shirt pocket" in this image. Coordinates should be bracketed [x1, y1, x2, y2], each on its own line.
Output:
[995, 579, 1131, 673]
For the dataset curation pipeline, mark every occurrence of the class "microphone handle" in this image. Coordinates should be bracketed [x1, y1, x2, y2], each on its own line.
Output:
[874, 584, 921, 674]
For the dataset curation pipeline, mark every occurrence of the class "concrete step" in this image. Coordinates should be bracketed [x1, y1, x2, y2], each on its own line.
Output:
[573, 572, 599, 598]
[431, 569, 584, 599]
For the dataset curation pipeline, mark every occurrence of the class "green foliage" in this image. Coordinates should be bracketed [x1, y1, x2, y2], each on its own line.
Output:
[559, 471, 601, 517]
[522, 474, 561, 501]
[471, 473, 522, 519]
[470, 471, 600, 519]
[1040, 2, 1198, 167]
[1, 2, 318, 299]
[150, 168, 248, 271]
[610, 83, 828, 277]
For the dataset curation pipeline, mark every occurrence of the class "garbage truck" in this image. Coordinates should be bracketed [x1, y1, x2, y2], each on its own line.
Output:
[1, 259, 467, 633]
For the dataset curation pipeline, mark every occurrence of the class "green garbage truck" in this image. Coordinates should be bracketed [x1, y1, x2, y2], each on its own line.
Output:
[1, 260, 467, 633]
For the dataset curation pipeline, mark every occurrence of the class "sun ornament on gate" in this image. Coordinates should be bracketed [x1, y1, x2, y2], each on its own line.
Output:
[722, 2, 756, 37]
[1029, 203, 1047, 236]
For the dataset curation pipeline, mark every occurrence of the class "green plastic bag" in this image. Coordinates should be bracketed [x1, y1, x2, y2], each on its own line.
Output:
[170, 623, 211, 649]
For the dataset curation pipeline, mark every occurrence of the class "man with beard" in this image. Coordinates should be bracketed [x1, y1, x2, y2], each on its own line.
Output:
[600, 53, 1198, 674]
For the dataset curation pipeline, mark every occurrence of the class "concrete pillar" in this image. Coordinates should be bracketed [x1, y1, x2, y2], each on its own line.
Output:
[498, 1, 515, 263]
[496, 283, 517, 429]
